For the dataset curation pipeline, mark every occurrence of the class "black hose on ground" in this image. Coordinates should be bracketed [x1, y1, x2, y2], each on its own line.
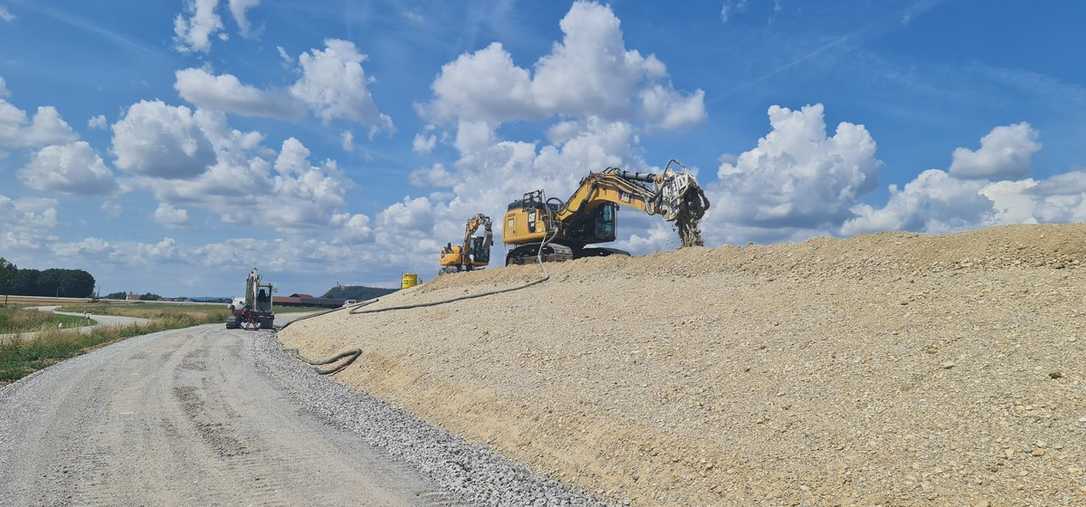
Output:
[346, 275, 549, 315]
[277, 299, 378, 332]
[277, 207, 558, 375]
[283, 347, 362, 375]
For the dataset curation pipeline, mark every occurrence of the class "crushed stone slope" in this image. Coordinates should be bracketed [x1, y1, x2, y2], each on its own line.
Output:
[280, 224, 1086, 505]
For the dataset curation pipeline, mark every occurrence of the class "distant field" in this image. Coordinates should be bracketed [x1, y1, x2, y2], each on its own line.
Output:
[0, 306, 93, 334]
[59, 302, 230, 322]
[0, 313, 216, 382]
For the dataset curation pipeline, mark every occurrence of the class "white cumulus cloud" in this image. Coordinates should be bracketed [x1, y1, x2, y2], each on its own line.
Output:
[842, 169, 991, 236]
[948, 122, 1040, 180]
[0, 98, 78, 149]
[111, 100, 216, 179]
[412, 132, 437, 154]
[840, 123, 1086, 237]
[174, 68, 303, 119]
[153, 203, 190, 226]
[0, 194, 57, 252]
[704, 103, 880, 243]
[421, 1, 704, 130]
[174, 0, 224, 53]
[227, 0, 261, 36]
[130, 110, 358, 232]
[87, 114, 108, 129]
[290, 39, 394, 134]
[340, 130, 354, 152]
[174, 40, 393, 137]
[18, 141, 116, 195]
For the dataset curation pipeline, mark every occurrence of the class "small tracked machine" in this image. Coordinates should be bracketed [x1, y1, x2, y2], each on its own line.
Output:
[226, 268, 275, 330]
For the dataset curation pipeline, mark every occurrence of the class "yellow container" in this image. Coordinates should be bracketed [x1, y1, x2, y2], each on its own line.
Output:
[401, 273, 419, 289]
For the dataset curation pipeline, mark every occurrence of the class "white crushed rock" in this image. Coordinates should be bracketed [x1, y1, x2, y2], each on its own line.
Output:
[280, 224, 1086, 505]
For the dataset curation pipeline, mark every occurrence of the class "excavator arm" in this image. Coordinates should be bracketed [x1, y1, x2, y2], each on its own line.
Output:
[553, 161, 710, 247]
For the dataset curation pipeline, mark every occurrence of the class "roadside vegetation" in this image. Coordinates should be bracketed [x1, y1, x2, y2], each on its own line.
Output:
[59, 302, 231, 321]
[0, 306, 93, 334]
[1, 301, 323, 384]
[59, 301, 323, 318]
[1, 310, 224, 383]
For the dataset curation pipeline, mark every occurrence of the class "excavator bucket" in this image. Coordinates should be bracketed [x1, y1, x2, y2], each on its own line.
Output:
[652, 165, 710, 247]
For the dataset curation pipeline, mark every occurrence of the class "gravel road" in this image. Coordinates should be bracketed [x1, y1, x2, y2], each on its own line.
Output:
[0, 323, 445, 505]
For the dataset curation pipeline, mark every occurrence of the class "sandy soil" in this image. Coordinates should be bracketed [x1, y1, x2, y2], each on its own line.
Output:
[280, 224, 1086, 505]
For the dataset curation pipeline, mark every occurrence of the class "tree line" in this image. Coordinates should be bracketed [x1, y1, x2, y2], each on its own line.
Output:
[102, 291, 162, 301]
[0, 258, 96, 298]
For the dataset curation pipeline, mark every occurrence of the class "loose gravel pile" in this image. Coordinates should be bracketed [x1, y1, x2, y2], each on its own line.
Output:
[280, 224, 1086, 505]
[251, 332, 602, 505]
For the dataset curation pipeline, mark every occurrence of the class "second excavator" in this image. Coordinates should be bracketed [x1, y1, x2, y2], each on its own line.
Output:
[503, 160, 710, 265]
[439, 213, 494, 274]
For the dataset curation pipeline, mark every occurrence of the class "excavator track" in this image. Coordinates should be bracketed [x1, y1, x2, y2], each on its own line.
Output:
[506, 243, 574, 265]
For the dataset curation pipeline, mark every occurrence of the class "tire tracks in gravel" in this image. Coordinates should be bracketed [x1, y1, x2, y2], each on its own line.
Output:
[0, 324, 450, 506]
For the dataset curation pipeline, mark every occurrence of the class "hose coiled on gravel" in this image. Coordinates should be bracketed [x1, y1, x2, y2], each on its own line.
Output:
[283, 347, 361, 375]
[277, 204, 559, 375]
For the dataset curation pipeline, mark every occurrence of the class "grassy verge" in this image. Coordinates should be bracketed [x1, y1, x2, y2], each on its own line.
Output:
[0, 314, 221, 383]
[59, 302, 230, 322]
[0, 306, 94, 334]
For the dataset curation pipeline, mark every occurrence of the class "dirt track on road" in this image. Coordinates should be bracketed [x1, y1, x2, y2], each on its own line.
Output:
[0, 324, 439, 505]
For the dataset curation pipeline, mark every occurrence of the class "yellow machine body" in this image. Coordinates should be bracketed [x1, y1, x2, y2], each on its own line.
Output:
[501, 163, 709, 265]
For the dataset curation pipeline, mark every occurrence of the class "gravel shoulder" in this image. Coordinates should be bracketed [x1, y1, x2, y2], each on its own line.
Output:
[0, 317, 597, 505]
[280, 224, 1086, 505]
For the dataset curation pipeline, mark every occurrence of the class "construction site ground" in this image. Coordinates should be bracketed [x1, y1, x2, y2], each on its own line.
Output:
[280, 224, 1086, 505]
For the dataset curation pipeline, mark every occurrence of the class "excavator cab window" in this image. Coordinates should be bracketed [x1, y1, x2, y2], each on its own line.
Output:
[594, 203, 616, 241]
[471, 236, 490, 263]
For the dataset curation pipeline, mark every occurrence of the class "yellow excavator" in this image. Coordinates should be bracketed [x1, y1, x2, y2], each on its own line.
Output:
[502, 160, 710, 265]
[439, 213, 494, 274]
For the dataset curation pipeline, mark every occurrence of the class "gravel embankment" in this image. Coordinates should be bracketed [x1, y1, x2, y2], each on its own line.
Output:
[253, 332, 604, 505]
[280, 224, 1086, 505]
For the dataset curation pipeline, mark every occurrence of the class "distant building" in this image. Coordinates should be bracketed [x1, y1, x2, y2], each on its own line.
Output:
[125, 292, 138, 301]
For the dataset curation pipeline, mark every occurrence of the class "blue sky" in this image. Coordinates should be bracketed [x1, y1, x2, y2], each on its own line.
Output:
[0, 0, 1083, 296]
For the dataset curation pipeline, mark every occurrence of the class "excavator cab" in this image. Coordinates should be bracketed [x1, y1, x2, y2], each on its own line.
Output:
[470, 236, 490, 264]
[594, 203, 616, 241]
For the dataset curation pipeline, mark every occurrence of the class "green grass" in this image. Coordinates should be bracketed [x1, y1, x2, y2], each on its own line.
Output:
[0, 313, 224, 383]
[59, 302, 230, 322]
[0, 306, 94, 334]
